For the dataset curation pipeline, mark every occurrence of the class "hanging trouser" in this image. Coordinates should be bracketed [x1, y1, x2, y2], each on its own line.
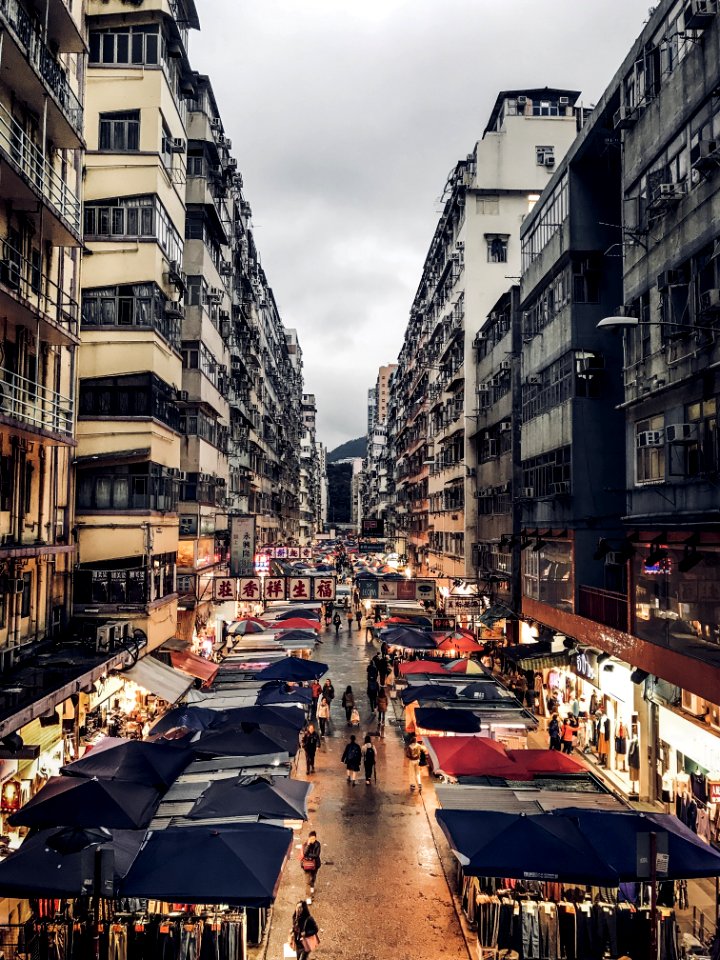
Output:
[179, 926, 198, 960]
[538, 904, 560, 960]
[520, 904, 540, 959]
[109, 926, 128, 960]
[594, 904, 618, 957]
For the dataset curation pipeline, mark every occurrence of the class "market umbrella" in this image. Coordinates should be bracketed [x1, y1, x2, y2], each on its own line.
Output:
[206, 722, 299, 753]
[121, 824, 293, 905]
[355, 571, 378, 580]
[382, 630, 437, 651]
[189, 775, 311, 821]
[148, 705, 219, 737]
[414, 707, 483, 735]
[271, 629, 319, 644]
[386, 615, 434, 628]
[8, 777, 160, 829]
[399, 660, 449, 677]
[505, 751, 585, 777]
[216, 705, 306, 730]
[61, 739, 192, 789]
[274, 608, 321, 621]
[445, 659, 487, 675]
[454, 682, 517, 703]
[400, 685, 459, 705]
[256, 685, 313, 707]
[256, 658, 328, 682]
[435, 633, 484, 654]
[192, 728, 295, 759]
[227, 619, 268, 636]
[425, 735, 509, 777]
[436, 809, 619, 885]
[565, 809, 720, 881]
[264, 618, 321, 632]
[0, 827, 145, 898]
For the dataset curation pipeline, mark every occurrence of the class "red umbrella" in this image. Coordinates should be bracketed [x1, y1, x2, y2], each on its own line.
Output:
[424, 736, 519, 778]
[505, 750, 584, 777]
[435, 633, 484, 653]
[269, 618, 320, 632]
[399, 660, 449, 676]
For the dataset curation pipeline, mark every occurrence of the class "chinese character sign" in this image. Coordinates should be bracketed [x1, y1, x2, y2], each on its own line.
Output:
[275, 547, 288, 559]
[314, 578, 336, 600]
[239, 578, 261, 601]
[288, 578, 310, 600]
[214, 577, 236, 601]
[254, 554, 270, 575]
[264, 577, 286, 601]
[287, 547, 300, 559]
[230, 516, 256, 577]
[301, 547, 313, 560]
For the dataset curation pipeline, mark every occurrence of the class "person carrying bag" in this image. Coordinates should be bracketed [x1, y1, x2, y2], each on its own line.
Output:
[291, 901, 319, 959]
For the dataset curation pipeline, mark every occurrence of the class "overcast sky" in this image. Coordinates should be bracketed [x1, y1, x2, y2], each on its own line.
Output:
[192, 0, 651, 451]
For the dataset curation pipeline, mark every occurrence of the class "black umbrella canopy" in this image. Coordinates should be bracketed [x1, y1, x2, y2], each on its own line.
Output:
[192, 728, 295, 759]
[120, 824, 293, 905]
[189, 775, 311, 821]
[274, 608, 321, 621]
[271, 629, 319, 644]
[207, 723, 299, 753]
[256, 658, 328, 682]
[0, 827, 145, 898]
[61, 739, 192, 789]
[381, 628, 436, 650]
[256, 686, 313, 707]
[400, 685, 459, 705]
[215, 705, 306, 730]
[149, 706, 219, 737]
[8, 776, 160, 829]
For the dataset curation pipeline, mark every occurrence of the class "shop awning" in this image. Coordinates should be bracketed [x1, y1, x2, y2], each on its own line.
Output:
[501, 641, 569, 671]
[125, 656, 194, 704]
[170, 651, 219, 687]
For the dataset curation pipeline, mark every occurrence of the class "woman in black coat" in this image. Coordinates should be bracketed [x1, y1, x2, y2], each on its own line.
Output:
[291, 901, 319, 960]
[341, 733, 362, 785]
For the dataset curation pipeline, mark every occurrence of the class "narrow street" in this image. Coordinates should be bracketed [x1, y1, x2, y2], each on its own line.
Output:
[256, 621, 470, 960]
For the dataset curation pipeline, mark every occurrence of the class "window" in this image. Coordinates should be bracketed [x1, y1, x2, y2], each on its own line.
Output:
[89, 26, 160, 66]
[522, 445, 571, 498]
[21, 573, 32, 618]
[84, 195, 183, 265]
[536, 145, 555, 165]
[79, 373, 180, 432]
[685, 399, 718, 477]
[521, 173, 569, 269]
[487, 236, 508, 263]
[160, 122, 172, 170]
[99, 111, 140, 152]
[76, 463, 179, 513]
[0, 456, 11, 512]
[635, 415, 665, 484]
[82, 283, 180, 349]
[533, 99, 560, 117]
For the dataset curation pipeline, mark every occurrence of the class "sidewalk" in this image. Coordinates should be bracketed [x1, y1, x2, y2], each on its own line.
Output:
[251, 623, 471, 960]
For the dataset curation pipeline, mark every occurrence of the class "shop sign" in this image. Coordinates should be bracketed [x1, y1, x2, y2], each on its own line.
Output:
[358, 539, 386, 554]
[573, 649, 599, 685]
[433, 617, 456, 632]
[445, 597, 484, 614]
[358, 580, 379, 600]
[301, 547, 313, 559]
[362, 518, 385, 537]
[176, 574, 196, 596]
[377, 580, 398, 600]
[314, 578, 336, 601]
[636, 832, 669, 879]
[415, 580, 436, 602]
[708, 781, 720, 804]
[238, 578, 262, 602]
[230, 516, 256, 577]
[659, 706, 720, 772]
[264, 577, 286, 601]
[287, 547, 300, 559]
[213, 577, 236, 602]
[275, 547, 289, 559]
[288, 577, 311, 601]
[254, 554, 270, 575]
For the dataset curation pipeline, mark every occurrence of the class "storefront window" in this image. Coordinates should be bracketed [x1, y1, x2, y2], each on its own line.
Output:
[522, 540, 573, 610]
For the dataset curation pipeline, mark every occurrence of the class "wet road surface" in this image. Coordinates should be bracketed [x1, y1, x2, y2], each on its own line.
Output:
[255, 621, 471, 960]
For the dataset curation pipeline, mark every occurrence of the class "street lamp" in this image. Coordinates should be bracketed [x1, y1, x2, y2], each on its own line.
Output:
[597, 316, 720, 334]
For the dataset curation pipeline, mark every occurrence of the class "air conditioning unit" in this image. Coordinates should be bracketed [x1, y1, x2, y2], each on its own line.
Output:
[169, 137, 186, 154]
[209, 287, 223, 302]
[651, 182, 688, 206]
[473, 332, 487, 347]
[219, 262, 232, 277]
[558, 96, 570, 106]
[521, 487, 535, 498]
[476, 382, 490, 393]
[613, 105, 637, 130]
[543, 153, 555, 167]
[210, 118, 222, 132]
[665, 423, 696, 444]
[516, 95, 528, 106]
[526, 375, 541, 385]
[691, 139, 720, 171]
[550, 482, 570, 495]
[178, 390, 189, 402]
[96, 625, 113, 654]
[220, 320, 232, 339]
[499, 360, 512, 372]
[637, 430, 664, 447]
[684, 0, 718, 30]
[226, 157, 238, 172]
[499, 422, 511, 433]
[699, 288, 720, 312]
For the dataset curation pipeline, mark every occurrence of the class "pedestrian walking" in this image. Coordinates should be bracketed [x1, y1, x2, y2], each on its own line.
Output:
[353, 588, 360, 608]
[341, 685, 355, 724]
[549, 713, 562, 751]
[367, 674, 379, 713]
[377, 686, 388, 728]
[405, 733, 425, 793]
[310, 679, 321, 717]
[300, 830, 322, 893]
[355, 608, 362, 630]
[367, 657, 379, 684]
[361, 734, 376, 785]
[332, 612, 341, 636]
[324, 606, 332, 627]
[341, 733, 362, 785]
[301, 723, 320, 773]
[373, 604, 381, 623]
[346, 607, 354, 631]
[322, 678, 335, 705]
[291, 900, 320, 959]
[316, 696, 330, 738]
[377, 655, 391, 688]
[365, 617, 375, 642]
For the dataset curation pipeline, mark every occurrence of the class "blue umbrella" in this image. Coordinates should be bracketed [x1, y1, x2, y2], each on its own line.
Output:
[193, 728, 295, 759]
[256, 686, 313, 707]
[414, 707, 482, 734]
[400, 685, 459, 705]
[189, 775, 311, 822]
[381, 629, 436, 650]
[61, 739, 191, 789]
[256, 659, 328, 682]
[275, 608, 321, 621]
[149, 706, 219, 737]
[216, 706, 306, 730]
[8, 777, 159, 829]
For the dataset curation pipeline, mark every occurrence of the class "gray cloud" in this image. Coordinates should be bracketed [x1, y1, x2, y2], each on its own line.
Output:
[192, 0, 652, 450]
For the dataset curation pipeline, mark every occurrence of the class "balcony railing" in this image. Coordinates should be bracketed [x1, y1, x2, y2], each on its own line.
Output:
[578, 585, 629, 633]
[0, 0, 83, 140]
[0, 364, 74, 437]
[0, 240, 78, 338]
[0, 101, 81, 236]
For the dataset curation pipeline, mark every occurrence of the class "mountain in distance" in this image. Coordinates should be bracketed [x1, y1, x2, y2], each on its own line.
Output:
[327, 436, 366, 462]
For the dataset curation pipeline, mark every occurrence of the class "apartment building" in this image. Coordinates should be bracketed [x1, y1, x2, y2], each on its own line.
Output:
[75, 0, 199, 651]
[391, 90, 580, 583]
[363, 364, 397, 524]
[299, 393, 320, 544]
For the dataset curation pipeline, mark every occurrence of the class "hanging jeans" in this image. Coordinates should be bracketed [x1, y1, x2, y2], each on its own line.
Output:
[477, 900, 500, 948]
[200, 928, 220, 960]
[594, 904, 618, 957]
[179, 927, 198, 960]
[659, 914, 680, 960]
[558, 906, 576, 960]
[520, 904, 540, 959]
[109, 926, 128, 960]
[538, 905, 560, 960]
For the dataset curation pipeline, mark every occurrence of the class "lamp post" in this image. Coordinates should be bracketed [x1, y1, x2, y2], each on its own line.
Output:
[597, 316, 720, 335]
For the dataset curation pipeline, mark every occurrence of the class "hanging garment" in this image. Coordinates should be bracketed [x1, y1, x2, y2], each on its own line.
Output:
[690, 772, 708, 804]
[558, 904, 577, 960]
[594, 903, 618, 957]
[628, 738, 640, 773]
[520, 902, 540, 959]
[109, 925, 128, 960]
[538, 903, 560, 960]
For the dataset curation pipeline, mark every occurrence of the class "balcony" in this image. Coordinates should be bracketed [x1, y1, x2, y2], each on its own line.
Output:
[0, 363, 74, 440]
[0, 240, 78, 344]
[578, 585, 629, 633]
[0, 100, 81, 243]
[0, 0, 84, 147]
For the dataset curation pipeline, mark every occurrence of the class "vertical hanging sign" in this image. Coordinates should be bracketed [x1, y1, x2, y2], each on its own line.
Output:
[230, 516, 256, 577]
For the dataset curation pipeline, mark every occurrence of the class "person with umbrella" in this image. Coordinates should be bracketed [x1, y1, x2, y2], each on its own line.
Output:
[341, 734, 362, 786]
[301, 723, 320, 774]
[291, 900, 319, 958]
[361, 734, 376, 785]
